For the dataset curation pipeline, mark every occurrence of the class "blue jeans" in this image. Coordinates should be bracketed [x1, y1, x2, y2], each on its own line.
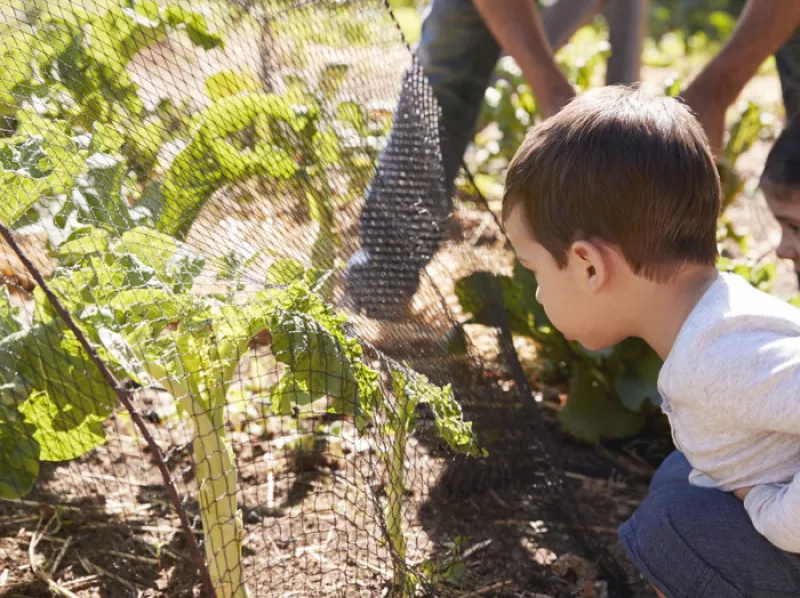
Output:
[619, 452, 800, 597]
[777, 27, 800, 118]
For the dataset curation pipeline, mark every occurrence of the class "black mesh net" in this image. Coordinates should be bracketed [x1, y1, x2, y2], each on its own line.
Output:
[0, 1, 635, 596]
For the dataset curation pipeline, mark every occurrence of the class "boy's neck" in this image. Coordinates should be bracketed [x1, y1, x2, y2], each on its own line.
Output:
[630, 265, 719, 361]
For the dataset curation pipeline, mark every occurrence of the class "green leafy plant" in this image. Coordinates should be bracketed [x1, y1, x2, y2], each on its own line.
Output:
[0, 224, 483, 596]
[155, 91, 299, 239]
[152, 64, 384, 294]
[452, 264, 660, 442]
[380, 368, 484, 593]
[0, 1, 220, 162]
[0, 0, 222, 234]
[1, 0, 389, 294]
[719, 101, 768, 211]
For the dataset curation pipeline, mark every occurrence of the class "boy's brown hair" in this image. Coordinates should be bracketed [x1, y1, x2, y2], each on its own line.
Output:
[503, 86, 720, 281]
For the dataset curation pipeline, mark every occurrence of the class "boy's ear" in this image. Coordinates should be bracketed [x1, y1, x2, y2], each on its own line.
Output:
[569, 240, 608, 292]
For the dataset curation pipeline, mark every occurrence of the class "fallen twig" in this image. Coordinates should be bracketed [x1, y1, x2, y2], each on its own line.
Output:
[49, 536, 72, 576]
[19, 531, 67, 544]
[27, 518, 82, 598]
[355, 559, 391, 580]
[77, 555, 149, 593]
[104, 549, 160, 565]
[61, 574, 101, 589]
[488, 489, 507, 508]
[458, 579, 513, 597]
[462, 539, 492, 560]
[0, 515, 41, 526]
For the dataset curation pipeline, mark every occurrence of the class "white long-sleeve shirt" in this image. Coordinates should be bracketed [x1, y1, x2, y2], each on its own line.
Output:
[658, 272, 800, 553]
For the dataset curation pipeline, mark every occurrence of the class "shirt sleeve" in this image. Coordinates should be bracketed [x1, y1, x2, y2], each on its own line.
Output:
[744, 474, 800, 553]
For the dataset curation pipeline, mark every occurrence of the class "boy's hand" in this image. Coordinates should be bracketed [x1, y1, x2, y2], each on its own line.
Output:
[734, 486, 754, 501]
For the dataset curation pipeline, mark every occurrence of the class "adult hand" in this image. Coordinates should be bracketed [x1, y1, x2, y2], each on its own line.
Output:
[472, 0, 575, 119]
[680, 77, 730, 159]
[532, 72, 576, 119]
[679, 0, 800, 159]
[734, 486, 754, 501]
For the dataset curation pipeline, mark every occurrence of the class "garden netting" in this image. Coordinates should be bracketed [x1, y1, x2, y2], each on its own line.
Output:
[0, 1, 632, 596]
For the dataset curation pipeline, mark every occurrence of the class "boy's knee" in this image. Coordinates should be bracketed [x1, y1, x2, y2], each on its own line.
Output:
[619, 490, 719, 597]
[649, 451, 691, 492]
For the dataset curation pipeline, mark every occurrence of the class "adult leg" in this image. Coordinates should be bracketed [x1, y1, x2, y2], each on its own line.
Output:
[346, 0, 501, 320]
[619, 452, 800, 597]
[775, 26, 800, 118]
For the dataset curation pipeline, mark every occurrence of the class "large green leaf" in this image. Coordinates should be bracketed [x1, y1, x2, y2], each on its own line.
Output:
[19, 389, 106, 462]
[157, 93, 299, 239]
[205, 69, 262, 102]
[55, 227, 111, 266]
[15, 323, 117, 456]
[558, 365, 645, 442]
[454, 270, 536, 338]
[392, 368, 484, 457]
[270, 371, 314, 415]
[106, 288, 188, 330]
[0, 113, 87, 226]
[612, 339, 663, 412]
[266, 259, 306, 286]
[0, 391, 39, 500]
[269, 311, 359, 413]
[72, 150, 135, 230]
[112, 227, 179, 277]
[512, 260, 549, 325]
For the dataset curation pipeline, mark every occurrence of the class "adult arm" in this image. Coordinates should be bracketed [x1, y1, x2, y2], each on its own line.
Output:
[472, 0, 575, 117]
[682, 0, 800, 156]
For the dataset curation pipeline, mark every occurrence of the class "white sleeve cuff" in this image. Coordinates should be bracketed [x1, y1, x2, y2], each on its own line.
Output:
[744, 476, 800, 554]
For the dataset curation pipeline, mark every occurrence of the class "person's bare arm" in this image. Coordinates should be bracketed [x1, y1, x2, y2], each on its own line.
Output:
[472, 0, 574, 117]
[682, 0, 800, 156]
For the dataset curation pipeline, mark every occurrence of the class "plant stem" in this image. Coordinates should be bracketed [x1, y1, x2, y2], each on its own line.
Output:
[384, 389, 414, 595]
[307, 191, 338, 301]
[191, 402, 249, 598]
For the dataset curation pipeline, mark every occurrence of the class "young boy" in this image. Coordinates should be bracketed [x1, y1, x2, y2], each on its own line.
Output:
[503, 86, 800, 597]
